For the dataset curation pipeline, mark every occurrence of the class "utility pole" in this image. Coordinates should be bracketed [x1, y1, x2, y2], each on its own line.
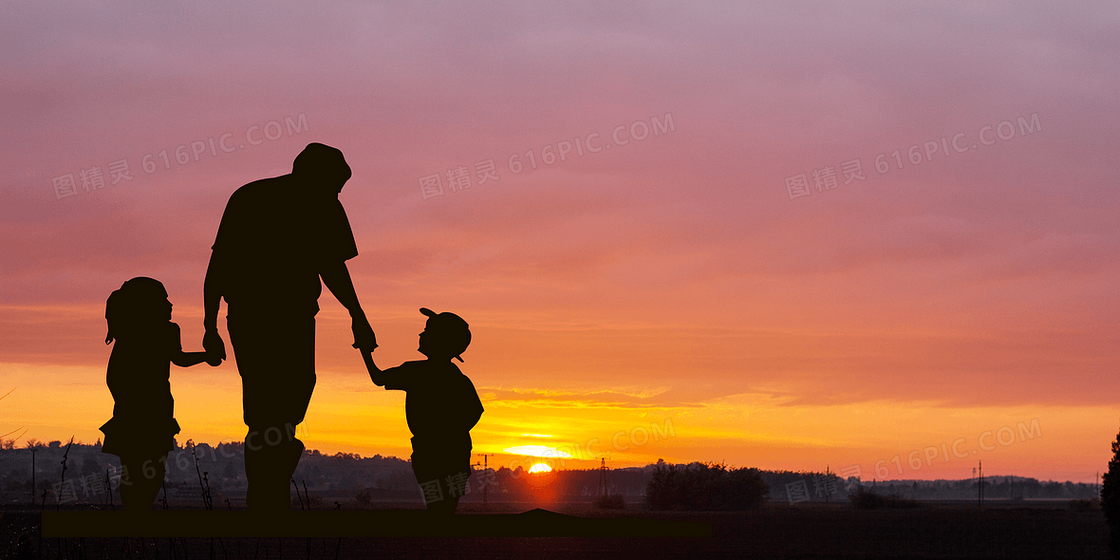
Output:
[472, 454, 492, 509]
[825, 465, 831, 503]
[481, 454, 490, 508]
[30, 446, 36, 506]
[977, 460, 984, 508]
[597, 458, 608, 497]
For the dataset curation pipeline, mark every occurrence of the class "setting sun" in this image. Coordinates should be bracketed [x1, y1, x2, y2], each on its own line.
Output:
[528, 463, 553, 474]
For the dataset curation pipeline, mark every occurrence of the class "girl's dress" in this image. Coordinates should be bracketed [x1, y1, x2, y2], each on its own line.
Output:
[100, 322, 182, 458]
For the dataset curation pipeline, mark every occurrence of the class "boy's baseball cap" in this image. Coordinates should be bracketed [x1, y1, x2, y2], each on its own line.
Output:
[420, 307, 471, 362]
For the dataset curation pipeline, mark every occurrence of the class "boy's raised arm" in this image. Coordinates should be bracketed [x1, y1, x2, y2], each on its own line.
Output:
[362, 350, 385, 386]
[363, 353, 410, 390]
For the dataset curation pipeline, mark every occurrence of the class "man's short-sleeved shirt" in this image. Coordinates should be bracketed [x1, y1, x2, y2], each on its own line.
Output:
[380, 360, 484, 448]
[210, 175, 358, 317]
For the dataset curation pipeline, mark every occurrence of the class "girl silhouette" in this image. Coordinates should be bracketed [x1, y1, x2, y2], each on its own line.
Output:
[99, 277, 217, 511]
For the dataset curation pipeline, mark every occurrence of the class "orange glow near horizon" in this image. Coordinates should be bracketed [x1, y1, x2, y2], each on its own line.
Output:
[4, 354, 1113, 482]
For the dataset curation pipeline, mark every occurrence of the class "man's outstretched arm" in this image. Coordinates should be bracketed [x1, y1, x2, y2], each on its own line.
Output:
[321, 260, 377, 351]
[202, 251, 227, 363]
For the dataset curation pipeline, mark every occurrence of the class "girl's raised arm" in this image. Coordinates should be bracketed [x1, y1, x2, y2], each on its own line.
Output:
[169, 323, 216, 368]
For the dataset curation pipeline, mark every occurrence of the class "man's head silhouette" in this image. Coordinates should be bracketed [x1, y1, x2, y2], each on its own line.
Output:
[292, 143, 351, 195]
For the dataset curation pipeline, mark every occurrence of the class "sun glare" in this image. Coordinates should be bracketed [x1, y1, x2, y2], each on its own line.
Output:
[529, 463, 552, 474]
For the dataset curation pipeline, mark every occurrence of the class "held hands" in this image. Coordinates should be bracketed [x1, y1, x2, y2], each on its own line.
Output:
[360, 347, 382, 384]
[203, 329, 226, 366]
[350, 311, 380, 384]
[204, 350, 223, 367]
[350, 312, 377, 352]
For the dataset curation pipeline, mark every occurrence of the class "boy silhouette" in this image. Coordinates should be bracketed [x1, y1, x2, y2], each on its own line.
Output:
[362, 308, 483, 515]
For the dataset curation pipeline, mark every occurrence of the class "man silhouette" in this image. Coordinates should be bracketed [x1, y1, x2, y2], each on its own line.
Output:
[202, 143, 377, 512]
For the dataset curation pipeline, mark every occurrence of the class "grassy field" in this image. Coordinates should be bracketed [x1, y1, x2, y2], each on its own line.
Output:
[2, 501, 1111, 559]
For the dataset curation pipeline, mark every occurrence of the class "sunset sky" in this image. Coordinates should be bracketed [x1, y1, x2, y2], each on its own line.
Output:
[3, 2, 1119, 483]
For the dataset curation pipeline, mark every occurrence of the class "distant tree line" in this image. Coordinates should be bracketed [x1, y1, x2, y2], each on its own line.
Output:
[645, 460, 769, 510]
[0, 440, 1103, 509]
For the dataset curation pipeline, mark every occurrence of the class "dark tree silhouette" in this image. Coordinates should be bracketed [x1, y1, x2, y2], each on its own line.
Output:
[646, 461, 769, 511]
[1101, 423, 1120, 558]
